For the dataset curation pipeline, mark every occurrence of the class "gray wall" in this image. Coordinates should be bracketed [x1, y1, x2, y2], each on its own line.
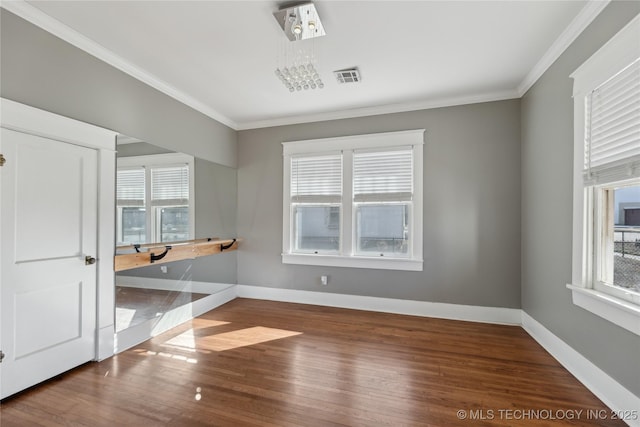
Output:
[1, 10, 238, 285]
[0, 10, 237, 168]
[521, 1, 640, 396]
[4, 0, 637, 399]
[117, 144, 238, 284]
[237, 100, 521, 308]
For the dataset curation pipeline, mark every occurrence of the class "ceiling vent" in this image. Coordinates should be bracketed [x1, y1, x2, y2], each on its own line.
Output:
[334, 68, 361, 84]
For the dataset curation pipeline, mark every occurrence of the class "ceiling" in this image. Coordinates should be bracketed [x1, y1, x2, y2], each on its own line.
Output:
[10, 1, 602, 130]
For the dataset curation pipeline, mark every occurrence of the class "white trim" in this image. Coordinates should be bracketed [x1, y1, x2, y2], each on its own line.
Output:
[282, 130, 424, 271]
[281, 253, 423, 271]
[236, 285, 521, 325]
[282, 129, 425, 154]
[117, 153, 195, 244]
[517, 0, 611, 96]
[0, 0, 238, 131]
[240, 90, 518, 130]
[2, 0, 610, 131]
[569, 12, 640, 331]
[111, 283, 637, 420]
[522, 311, 640, 427]
[0, 98, 116, 150]
[117, 152, 194, 168]
[571, 12, 640, 97]
[116, 277, 233, 295]
[114, 284, 236, 353]
[567, 285, 640, 336]
[96, 150, 116, 360]
[96, 325, 115, 361]
[0, 1, 516, 131]
[0, 98, 118, 362]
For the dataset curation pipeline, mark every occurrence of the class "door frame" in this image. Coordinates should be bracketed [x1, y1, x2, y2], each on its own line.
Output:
[1, 97, 117, 361]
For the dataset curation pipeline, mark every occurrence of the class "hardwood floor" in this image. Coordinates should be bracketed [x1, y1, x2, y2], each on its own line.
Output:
[0, 299, 625, 426]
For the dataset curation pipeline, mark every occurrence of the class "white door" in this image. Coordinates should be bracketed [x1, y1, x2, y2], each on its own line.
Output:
[0, 128, 98, 399]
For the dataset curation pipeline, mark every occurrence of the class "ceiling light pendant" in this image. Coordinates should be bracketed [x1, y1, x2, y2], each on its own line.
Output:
[273, 3, 326, 42]
[273, 2, 326, 93]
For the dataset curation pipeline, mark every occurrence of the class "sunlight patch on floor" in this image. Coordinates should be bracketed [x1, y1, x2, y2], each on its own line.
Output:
[200, 326, 302, 352]
[161, 320, 231, 352]
[133, 348, 198, 364]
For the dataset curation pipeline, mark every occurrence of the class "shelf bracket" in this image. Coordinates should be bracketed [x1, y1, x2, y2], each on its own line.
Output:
[150, 246, 172, 263]
[220, 239, 236, 252]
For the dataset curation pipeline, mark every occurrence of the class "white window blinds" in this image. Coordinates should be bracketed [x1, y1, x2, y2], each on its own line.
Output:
[117, 168, 145, 206]
[585, 58, 640, 185]
[151, 165, 190, 205]
[353, 148, 413, 202]
[291, 154, 342, 203]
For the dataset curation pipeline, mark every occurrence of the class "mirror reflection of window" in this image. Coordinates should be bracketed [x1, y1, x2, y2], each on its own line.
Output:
[116, 153, 194, 245]
[121, 207, 146, 243]
[117, 167, 146, 244]
[114, 135, 240, 348]
[159, 206, 189, 242]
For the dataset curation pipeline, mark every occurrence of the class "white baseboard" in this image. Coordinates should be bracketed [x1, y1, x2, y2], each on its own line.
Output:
[96, 325, 115, 361]
[236, 284, 521, 325]
[112, 281, 639, 424]
[522, 312, 640, 427]
[115, 284, 236, 353]
[116, 276, 232, 295]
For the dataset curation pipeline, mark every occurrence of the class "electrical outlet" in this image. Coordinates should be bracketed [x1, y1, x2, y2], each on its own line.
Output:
[160, 265, 168, 274]
[321, 275, 328, 285]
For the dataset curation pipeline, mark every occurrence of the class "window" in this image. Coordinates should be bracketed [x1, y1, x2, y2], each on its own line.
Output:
[117, 153, 194, 245]
[282, 129, 424, 271]
[568, 14, 640, 336]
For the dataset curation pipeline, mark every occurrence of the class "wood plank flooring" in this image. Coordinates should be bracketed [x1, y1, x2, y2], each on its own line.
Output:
[0, 299, 626, 426]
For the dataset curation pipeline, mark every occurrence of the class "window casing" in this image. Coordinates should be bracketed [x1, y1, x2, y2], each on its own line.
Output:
[117, 153, 194, 245]
[282, 130, 424, 271]
[568, 13, 640, 336]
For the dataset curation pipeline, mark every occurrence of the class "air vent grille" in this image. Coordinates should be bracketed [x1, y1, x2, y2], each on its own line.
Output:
[334, 68, 361, 84]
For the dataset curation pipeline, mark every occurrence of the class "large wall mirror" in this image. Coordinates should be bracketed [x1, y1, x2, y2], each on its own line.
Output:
[115, 134, 237, 351]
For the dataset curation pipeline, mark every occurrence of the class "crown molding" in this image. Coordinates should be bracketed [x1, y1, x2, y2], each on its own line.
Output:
[0, 0, 239, 130]
[2, 0, 610, 132]
[517, 0, 610, 96]
[237, 89, 520, 130]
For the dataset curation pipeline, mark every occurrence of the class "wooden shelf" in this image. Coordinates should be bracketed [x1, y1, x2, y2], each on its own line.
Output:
[115, 238, 239, 272]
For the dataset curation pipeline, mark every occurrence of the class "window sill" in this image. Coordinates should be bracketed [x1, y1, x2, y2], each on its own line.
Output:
[282, 253, 423, 271]
[566, 284, 640, 336]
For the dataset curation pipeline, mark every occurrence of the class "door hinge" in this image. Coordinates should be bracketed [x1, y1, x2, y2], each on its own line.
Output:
[0, 350, 5, 363]
[0, 154, 6, 167]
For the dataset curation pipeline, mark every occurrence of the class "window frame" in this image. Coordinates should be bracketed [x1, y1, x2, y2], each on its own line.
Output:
[282, 129, 424, 271]
[568, 13, 640, 336]
[117, 153, 195, 245]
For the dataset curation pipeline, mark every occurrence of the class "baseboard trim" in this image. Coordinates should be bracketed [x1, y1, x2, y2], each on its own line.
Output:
[116, 276, 232, 295]
[235, 284, 638, 422]
[111, 281, 639, 423]
[521, 311, 640, 427]
[114, 284, 236, 353]
[96, 325, 115, 361]
[236, 285, 521, 325]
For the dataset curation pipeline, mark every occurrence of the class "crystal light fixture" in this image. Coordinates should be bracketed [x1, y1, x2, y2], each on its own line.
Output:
[275, 62, 324, 92]
[273, 2, 326, 92]
[273, 3, 326, 42]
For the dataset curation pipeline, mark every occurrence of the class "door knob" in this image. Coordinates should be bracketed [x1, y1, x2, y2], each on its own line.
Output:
[85, 256, 96, 265]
